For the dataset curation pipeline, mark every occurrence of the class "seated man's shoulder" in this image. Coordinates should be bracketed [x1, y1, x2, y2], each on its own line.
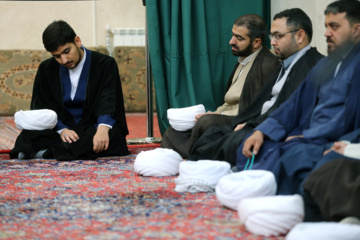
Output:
[38, 57, 60, 72]
[90, 50, 116, 66]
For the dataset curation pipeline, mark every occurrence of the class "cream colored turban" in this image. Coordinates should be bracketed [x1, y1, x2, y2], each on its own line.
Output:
[134, 148, 183, 177]
[167, 104, 206, 131]
[175, 160, 231, 193]
[238, 194, 304, 237]
[216, 170, 277, 210]
[14, 109, 57, 130]
[286, 222, 360, 240]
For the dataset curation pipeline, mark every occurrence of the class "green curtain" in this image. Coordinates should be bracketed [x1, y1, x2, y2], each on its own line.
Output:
[146, 0, 270, 134]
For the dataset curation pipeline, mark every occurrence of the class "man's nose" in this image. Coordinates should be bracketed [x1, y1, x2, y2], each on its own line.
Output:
[270, 38, 277, 46]
[61, 55, 68, 64]
[324, 28, 332, 37]
[229, 36, 236, 45]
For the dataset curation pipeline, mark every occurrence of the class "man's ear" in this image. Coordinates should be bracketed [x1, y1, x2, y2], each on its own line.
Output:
[296, 29, 306, 45]
[353, 24, 360, 39]
[252, 38, 262, 49]
[74, 36, 82, 48]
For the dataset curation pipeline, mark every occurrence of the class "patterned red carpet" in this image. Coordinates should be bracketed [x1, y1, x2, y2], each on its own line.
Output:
[0, 116, 20, 153]
[0, 115, 285, 239]
[126, 113, 161, 140]
[0, 150, 284, 239]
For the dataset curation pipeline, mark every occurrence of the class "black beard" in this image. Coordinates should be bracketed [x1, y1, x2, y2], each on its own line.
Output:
[232, 43, 254, 57]
[70, 47, 83, 69]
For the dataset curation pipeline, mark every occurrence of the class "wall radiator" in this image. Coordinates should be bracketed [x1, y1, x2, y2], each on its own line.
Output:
[106, 27, 146, 56]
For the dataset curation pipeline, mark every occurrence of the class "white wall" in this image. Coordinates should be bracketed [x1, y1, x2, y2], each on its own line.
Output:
[0, 0, 146, 50]
[0, 0, 334, 55]
[271, 0, 334, 56]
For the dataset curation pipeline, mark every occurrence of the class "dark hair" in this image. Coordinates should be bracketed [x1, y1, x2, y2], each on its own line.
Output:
[234, 14, 266, 46]
[42, 20, 77, 52]
[325, 0, 360, 25]
[274, 8, 313, 42]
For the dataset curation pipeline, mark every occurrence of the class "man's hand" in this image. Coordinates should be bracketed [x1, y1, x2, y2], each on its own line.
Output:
[323, 141, 347, 155]
[93, 125, 110, 154]
[285, 135, 304, 141]
[242, 130, 264, 158]
[234, 123, 246, 131]
[195, 111, 219, 121]
[61, 129, 79, 143]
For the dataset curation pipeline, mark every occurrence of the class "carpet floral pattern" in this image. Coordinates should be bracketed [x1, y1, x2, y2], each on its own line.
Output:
[0, 149, 284, 240]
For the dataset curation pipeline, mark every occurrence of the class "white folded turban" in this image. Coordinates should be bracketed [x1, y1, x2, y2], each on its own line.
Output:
[134, 148, 183, 177]
[216, 170, 277, 210]
[238, 194, 304, 237]
[167, 104, 206, 131]
[286, 222, 360, 240]
[175, 160, 231, 193]
[14, 109, 57, 130]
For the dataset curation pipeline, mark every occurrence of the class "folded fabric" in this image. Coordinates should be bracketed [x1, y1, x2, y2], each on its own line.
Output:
[175, 160, 231, 193]
[14, 109, 57, 130]
[286, 222, 360, 240]
[216, 170, 276, 210]
[167, 104, 206, 131]
[134, 148, 183, 177]
[238, 194, 304, 237]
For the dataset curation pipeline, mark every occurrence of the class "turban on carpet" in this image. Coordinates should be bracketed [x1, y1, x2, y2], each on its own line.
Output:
[175, 160, 231, 193]
[167, 104, 206, 131]
[286, 222, 360, 240]
[14, 109, 57, 130]
[216, 170, 277, 210]
[134, 148, 183, 177]
[238, 194, 304, 237]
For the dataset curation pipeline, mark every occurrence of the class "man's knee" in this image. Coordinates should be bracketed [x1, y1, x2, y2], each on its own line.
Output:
[195, 115, 218, 132]
[161, 127, 174, 148]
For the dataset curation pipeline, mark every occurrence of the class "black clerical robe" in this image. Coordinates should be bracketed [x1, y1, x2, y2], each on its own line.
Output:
[10, 49, 129, 160]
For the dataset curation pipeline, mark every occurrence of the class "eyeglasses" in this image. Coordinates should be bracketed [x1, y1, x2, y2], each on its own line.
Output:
[268, 29, 300, 41]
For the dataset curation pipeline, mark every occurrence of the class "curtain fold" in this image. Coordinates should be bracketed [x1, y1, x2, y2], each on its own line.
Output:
[147, 0, 270, 134]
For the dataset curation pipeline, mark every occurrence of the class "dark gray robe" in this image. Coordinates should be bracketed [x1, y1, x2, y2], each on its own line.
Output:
[303, 157, 360, 222]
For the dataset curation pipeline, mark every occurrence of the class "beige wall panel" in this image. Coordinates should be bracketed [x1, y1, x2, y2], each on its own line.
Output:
[95, 0, 146, 47]
[0, 1, 94, 49]
[0, 0, 338, 54]
[0, 0, 146, 50]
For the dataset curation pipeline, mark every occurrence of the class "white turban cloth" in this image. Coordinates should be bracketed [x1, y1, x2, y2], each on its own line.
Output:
[175, 160, 231, 193]
[14, 109, 57, 130]
[286, 222, 360, 240]
[167, 104, 206, 131]
[134, 148, 183, 177]
[216, 170, 277, 210]
[238, 194, 304, 237]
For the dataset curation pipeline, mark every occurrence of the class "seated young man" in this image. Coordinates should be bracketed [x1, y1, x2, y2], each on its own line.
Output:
[10, 20, 130, 160]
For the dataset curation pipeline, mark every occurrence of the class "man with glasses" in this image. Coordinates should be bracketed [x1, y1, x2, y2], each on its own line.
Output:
[239, 0, 360, 190]
[188, 8, 323, 164]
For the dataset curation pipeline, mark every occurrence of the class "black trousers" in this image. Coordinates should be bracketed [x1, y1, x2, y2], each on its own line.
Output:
[10, 123, 129, 160]
[161, 114, 233, 158]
